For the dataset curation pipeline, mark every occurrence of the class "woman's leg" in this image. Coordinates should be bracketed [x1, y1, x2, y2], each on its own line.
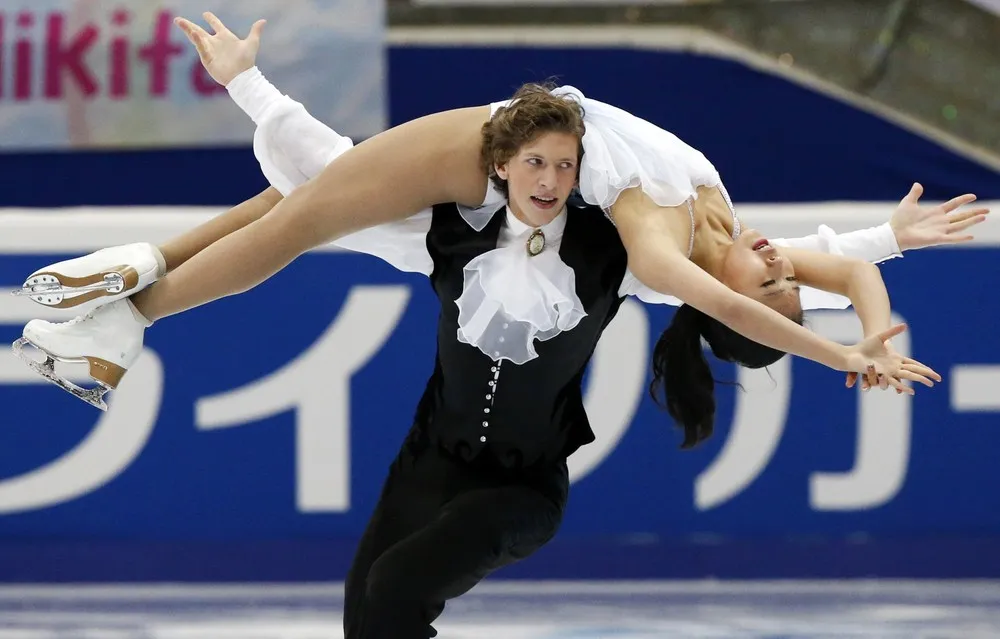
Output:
[133, 105, 491, 322]
[157, 187, 283, 271]
[14, 107, 491, 406]
[13, 187, 283, 311]
[119, 186, 282, 313]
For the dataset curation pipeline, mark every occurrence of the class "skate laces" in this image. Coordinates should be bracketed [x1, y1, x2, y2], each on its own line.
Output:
[64, 310, 97, 326]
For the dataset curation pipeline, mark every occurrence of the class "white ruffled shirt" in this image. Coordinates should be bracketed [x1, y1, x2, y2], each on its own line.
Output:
[226, 67, 904, 364]
[456, 205, 588, 364]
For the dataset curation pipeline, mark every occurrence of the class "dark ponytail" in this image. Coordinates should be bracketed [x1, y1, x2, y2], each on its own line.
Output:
[650, 304, 802, 449]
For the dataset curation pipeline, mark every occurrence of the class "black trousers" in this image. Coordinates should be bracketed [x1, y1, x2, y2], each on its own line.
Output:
[343, 430, 569, 639]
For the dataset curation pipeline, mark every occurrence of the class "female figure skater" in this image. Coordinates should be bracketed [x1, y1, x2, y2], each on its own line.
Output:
[10, 19, 979, 639]
[14, 12, 979, 407]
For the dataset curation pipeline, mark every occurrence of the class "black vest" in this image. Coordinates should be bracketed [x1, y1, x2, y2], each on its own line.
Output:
[411, 197, 631, 470]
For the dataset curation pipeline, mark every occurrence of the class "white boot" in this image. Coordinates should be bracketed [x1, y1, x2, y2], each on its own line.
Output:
[12, 299, 149, 410]
[11, 243, 166, 311]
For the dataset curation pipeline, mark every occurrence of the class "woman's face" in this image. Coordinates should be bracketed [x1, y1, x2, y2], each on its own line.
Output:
[720, 229, 803, 318]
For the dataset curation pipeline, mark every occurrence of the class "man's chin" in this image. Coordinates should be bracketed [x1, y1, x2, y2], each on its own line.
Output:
[526, 199, 564, 222]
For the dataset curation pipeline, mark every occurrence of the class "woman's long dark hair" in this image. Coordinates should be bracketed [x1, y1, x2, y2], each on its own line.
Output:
[650, 304, 804, 449]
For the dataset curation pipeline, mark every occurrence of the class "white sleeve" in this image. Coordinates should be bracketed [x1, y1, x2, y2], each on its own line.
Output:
[330, 211, 435, 277]
[226, 66, 434, 276]
[620, 222, 904, 311]
[226, 66, 354, 196]
[771, 222, 903, 264]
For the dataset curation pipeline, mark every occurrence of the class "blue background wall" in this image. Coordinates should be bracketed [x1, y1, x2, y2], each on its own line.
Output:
[1, 46, 998, 582]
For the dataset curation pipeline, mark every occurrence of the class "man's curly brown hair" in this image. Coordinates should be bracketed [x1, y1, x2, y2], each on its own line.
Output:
[479, 83, 586, 198]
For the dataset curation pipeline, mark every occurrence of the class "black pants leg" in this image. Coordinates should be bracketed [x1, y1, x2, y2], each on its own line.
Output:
[343, 436, 568, 639]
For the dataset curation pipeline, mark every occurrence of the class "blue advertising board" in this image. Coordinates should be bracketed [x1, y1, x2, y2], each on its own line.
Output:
[0, 43, 998, 581]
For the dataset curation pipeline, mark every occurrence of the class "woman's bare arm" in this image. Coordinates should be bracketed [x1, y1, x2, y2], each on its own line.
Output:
[612, 189, 852, 371]
[779, 247, 890, 339]
[610, 187, 938, 388]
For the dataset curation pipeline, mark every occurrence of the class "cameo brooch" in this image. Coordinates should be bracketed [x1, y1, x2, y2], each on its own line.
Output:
[527, 229, 545, 256]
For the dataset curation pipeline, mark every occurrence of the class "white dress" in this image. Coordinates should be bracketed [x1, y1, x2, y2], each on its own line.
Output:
[226, 67, 904, 364]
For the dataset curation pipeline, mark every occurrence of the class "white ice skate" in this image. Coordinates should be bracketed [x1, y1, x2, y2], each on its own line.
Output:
[12, 299, 148, 410]
[11, 243, 166, 310]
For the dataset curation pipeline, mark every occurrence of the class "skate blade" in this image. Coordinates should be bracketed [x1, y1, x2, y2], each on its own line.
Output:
[10, 271, 130, 309]
[11, 338, 111, 411]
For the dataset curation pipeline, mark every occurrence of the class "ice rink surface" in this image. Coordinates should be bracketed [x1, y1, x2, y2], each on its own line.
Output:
[1, 580, 998, 638]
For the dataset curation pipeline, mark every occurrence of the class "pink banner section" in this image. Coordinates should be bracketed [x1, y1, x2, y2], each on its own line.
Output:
[0, 1, 385, 150]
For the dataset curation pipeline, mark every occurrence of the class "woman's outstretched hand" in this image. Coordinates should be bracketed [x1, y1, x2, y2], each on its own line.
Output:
[890, 182, 990, 250]
[174, 12, 266, 87]
[842, 324, 941, 395]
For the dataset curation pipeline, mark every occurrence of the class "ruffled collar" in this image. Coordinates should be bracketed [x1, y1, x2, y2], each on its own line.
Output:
[454, 203, 586, 364]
